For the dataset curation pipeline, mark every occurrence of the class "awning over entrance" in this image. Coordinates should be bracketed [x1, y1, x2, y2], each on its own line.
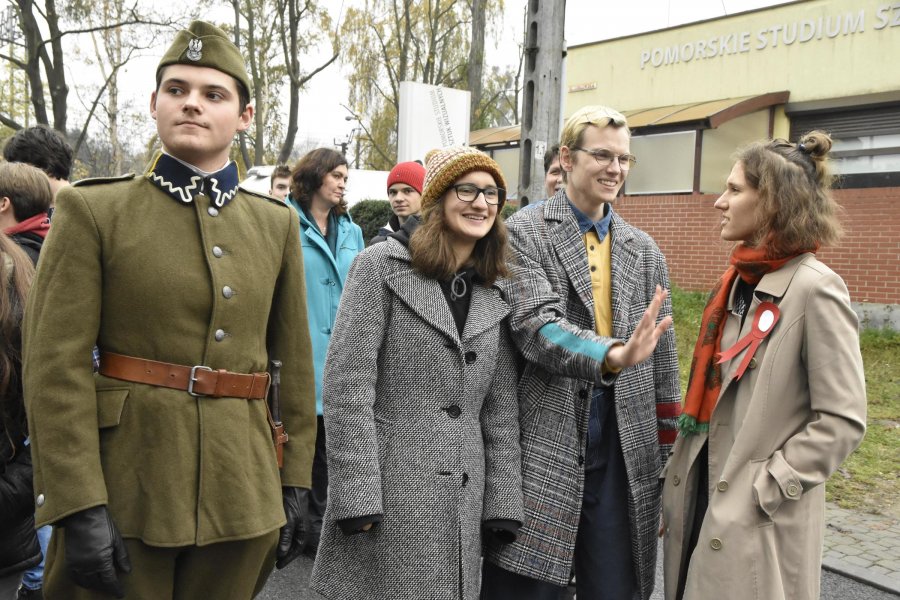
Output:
[468, 91, 790, 145]
[469, 124, 521, 148]
[623, 91, 789, 131]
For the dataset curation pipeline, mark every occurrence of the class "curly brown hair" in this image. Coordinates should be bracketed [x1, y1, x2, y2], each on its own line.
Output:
[0, 235, 34, 458]
[736, 130, 842, 254]
[289, 148, 349, 215]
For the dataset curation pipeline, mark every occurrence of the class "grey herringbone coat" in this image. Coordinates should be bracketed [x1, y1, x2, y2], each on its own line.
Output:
[484, 193, 681, 599]
[310, 240, 523, 600]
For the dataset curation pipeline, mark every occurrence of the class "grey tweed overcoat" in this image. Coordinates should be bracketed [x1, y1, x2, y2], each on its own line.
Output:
[484, 193, 681, 599]
[310, 239, 523, 600]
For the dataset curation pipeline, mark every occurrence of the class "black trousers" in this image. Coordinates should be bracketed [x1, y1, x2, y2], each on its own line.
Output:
[481, 408, 638, 600]
[308, 415, 328, 549]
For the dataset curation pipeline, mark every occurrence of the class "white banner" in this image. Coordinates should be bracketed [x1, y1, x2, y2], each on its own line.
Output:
[398, 81, 471, 163]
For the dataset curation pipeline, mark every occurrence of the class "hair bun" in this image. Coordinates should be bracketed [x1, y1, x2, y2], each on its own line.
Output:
[798, 131, 833, 159]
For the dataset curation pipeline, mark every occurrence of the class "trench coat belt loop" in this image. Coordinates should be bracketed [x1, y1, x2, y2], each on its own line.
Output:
[98, 351, 270, 400]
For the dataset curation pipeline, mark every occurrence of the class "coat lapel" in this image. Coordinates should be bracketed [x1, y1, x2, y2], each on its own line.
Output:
[609, 212, 638, 338]
[462, 284, 510, 342]
[545, 195, 596, 324]
[715, 254, 810, 400]
[297, 208, 341, 275]
[383, 251, 459, 342]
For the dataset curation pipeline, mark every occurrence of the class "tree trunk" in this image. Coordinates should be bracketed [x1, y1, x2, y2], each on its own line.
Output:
[232, 1, 252, 169]
[467, 0, 485, 123]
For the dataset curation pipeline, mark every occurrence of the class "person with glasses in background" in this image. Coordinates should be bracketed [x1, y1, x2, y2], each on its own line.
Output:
[310, 147, 523, 600]
[482, 105, 680, 600]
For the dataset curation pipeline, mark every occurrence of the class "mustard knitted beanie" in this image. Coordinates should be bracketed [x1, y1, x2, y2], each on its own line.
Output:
[421, 146, 507, 210]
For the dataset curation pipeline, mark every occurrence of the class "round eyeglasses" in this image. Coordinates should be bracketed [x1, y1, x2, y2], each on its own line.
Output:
[572, 147, 637, 170]
[450, 183, 505, 206]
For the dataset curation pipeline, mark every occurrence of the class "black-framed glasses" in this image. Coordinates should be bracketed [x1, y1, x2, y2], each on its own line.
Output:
[572, 147, 637, 170]
[450, 183, 505, 205]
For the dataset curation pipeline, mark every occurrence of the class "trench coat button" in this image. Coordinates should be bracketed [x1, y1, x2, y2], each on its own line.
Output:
[748, 357, 758, 369]
[212, 246, 223, 258]
[214, 329, 226, 341]
[462, 473, 469, 487]
[787, 483, 800, 497]
[710, 538, 723, 550]
[36, 493, 45, 507]
[446, 405, 461, 418]
[207, 206, 219, 217]
[717, 480, 729, 492]
[672, 475, 681, 486]
[222, 286, 234, 299]
[464, 351, 477, 364]
[578, 389, 588, 399]
[578, 455, 584, 465]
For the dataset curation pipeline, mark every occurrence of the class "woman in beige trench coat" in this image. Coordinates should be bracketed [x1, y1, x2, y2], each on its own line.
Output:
[661, 131, 867, 600]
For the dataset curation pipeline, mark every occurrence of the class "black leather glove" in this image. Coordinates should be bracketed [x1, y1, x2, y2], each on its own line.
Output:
[62, 506, 131, 598]
[276, 486, 310, 569]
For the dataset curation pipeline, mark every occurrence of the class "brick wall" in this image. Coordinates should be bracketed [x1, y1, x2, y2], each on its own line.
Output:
[614, 188, 900, 305]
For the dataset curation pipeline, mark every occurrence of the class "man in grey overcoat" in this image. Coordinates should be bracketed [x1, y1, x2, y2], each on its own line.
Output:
[482, 105, 681, 600]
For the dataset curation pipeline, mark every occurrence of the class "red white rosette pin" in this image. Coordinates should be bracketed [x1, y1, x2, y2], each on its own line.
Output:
[716, 301, 780, 380]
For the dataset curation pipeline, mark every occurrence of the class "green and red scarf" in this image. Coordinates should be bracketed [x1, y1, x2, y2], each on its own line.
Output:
[678, 243, 812, 435]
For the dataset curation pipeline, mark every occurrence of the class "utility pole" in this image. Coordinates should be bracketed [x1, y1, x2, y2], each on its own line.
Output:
[517, 0, 566, 206]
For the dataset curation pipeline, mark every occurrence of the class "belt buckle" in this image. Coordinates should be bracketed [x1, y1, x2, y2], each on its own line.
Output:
[188, 365, 213, 397]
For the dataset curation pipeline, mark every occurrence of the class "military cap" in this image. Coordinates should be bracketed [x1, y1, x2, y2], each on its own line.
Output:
[157, 20, 251, 96]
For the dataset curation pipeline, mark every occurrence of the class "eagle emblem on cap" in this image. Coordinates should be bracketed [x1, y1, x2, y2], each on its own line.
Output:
[186, 38, 202, 61]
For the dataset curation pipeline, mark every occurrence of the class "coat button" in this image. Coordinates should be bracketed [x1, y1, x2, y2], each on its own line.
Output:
[212, 246, 224, 258]
[672, 475, 681, 486]
[207, 206, 219, 217]
[214, 329, 226, 341]
[578, 389, 588, 399]
[446, 405, 461, 418]
[787, 483, 800, 497]
[710, 538, 723, 550]
[222, 286, 234, 299]
[716, 480, 729, 492]
[578, 455, 584, 466]
[464, 351, 477, 364]
[462, 473, 469, 487]
[748, 357, 758, 369]
[36, 493, 45, 507]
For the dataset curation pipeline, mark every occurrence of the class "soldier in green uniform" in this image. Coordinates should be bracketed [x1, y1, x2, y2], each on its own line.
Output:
[23, 21, 316, 599]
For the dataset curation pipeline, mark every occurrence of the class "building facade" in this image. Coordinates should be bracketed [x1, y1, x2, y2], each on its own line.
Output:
[473, 0, 899, 325]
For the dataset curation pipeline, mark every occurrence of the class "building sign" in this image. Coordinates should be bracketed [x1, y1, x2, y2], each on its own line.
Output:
[640, 3, 899, 69]
[569, 82, 597, 93]
[397, 81, 471, 163]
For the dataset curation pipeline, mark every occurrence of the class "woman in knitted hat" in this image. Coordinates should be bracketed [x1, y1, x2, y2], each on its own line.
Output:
[310, 147, 523, 599]
[661, 131, 867, 600]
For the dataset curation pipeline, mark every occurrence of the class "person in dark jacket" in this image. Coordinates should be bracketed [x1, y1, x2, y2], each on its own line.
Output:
[0, 235, 37, 600]
[0, 163, 52, 265]
[369, 161, 425, 244]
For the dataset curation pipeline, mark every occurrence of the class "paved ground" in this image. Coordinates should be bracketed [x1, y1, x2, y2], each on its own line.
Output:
[260, 511, 900, 599]
[822, 502, 900, 595]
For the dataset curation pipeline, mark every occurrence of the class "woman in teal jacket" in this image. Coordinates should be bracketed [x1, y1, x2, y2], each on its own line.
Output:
[287, 148, 365, 553]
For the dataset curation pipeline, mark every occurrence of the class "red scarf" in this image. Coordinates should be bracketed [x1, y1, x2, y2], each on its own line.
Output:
[4, 212, 50, 238]
[678, 243, 811, 435]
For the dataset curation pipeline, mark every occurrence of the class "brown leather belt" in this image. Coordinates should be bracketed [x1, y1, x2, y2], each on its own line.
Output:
[99, 352, 270, 400]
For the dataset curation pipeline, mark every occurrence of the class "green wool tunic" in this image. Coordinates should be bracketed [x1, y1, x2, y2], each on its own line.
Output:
[23, 158, 317, 547]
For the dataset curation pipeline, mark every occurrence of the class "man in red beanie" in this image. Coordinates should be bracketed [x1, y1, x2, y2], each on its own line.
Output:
[370, 161, 425, 244]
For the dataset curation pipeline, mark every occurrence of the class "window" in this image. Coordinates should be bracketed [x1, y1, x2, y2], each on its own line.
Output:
[790, 104, 900, 188]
